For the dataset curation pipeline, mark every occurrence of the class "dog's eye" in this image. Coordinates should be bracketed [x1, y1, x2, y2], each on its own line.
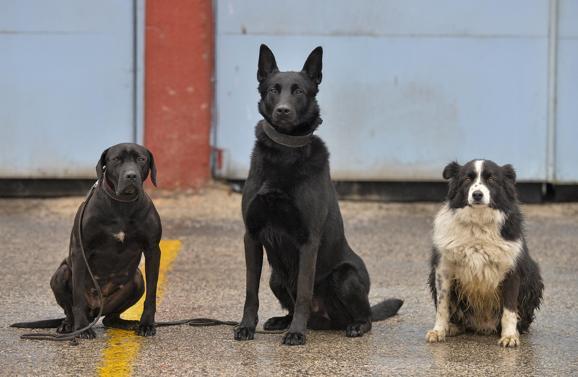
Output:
[137, 156, 146, 163]
[488, 176, 496, 183]
[112, 157, 121, 162]
[269, 87, 278, 94]
[464, 177, 472, 183]
[294, 88, 304, 95]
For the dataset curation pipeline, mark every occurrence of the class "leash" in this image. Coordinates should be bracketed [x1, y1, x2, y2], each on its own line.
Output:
[155, 318, 286, 335]
[20, 181, 103, 344]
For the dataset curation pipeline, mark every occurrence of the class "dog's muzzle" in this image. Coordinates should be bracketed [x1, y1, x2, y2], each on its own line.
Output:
[468, 185, 490, 206]
[116, 170, 142, 196]
[272, 104, 297, 127]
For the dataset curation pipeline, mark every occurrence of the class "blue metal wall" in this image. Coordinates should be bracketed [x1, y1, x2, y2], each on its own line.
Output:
[0, 0, 141, 178]
[214, 0, 577, 183]
[555, 0, 578, 182]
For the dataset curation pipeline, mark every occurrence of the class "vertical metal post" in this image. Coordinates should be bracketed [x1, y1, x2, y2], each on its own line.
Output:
[210, 0, 220, 177]
[133, 0, 146, 144]
[546, 0, 559, 183]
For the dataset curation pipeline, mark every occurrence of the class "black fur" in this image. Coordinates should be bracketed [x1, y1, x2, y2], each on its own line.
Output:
[11, 318, 65, 329]
[234, 44, 403, 346]
[429, 160, 543, 335]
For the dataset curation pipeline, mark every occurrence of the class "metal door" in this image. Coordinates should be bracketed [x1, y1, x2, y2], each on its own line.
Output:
[214, 0, 552, 182]
[0, 0, 142, 178]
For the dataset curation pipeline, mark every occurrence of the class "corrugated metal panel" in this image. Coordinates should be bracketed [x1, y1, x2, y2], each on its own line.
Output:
[214, 0, 557, 182]
[0, 0, 139, 178]
[555, 0, 578, 183]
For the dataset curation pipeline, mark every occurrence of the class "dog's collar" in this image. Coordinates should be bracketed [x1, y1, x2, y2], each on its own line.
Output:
[99, 174, 140, 203]
[260, 120, 313, 148]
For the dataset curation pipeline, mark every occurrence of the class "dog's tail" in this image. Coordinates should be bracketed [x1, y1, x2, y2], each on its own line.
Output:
[370, 298, 404, 322]
[10, 318, 65, 329]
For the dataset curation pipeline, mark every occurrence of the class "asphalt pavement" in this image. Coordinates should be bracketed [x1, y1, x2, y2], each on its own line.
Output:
[1, 185, 577, 376]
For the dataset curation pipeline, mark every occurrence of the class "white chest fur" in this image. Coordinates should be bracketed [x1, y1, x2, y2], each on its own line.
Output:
[433, 204, 522, 300]
[113, 231, 126, 243]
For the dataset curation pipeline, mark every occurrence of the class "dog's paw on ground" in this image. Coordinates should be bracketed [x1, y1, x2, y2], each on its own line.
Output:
[136, 324, 156, 337]
[103, 316, 139, 330]
[233, 326, 255, 341]
[499, 334, 520, 348]
[282, 331, 306, 346]
[346, 322, 370, 337]
[263, 315, 292, 331]
[77, 328, 96, 339]
[56, 321, 73, 334]
[447, 323, 464, 337]
[426, 329, 446, 343]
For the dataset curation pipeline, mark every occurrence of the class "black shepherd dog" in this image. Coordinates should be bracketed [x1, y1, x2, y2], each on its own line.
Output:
[427, 159, 543, 347]
[234, 44, 403, 346]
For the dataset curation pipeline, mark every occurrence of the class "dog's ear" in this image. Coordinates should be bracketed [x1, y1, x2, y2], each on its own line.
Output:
[302, 46, 323, 85]
[442, 161, 461, 180]
[502, 164, 516, 183]
[257, 44, 278, 83]
[96, 148, 109, 180]
[148, 149, 157, 187]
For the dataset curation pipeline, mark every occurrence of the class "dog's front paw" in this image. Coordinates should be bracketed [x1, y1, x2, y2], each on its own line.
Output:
[346, 322, 371, 337]
[234, 326, 255, 341]
[57, 320, 73, 334]
[136, 323, 156, 337]
[263, 315, 292, 331]
[77, 328, 96, 339]
[499, 334, 520, 348]
[426, 329, 446, 343]
[282, 331, 306, 346]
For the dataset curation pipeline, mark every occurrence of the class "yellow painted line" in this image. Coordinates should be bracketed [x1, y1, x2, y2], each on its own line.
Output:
[97, 240, 182, 377]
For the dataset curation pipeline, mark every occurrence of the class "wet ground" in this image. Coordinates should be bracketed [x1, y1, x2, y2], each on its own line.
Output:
[1, 185, 577, 376]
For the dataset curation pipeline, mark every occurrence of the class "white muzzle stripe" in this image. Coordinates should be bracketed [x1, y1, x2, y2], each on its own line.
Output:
[468, 160, 490, 205]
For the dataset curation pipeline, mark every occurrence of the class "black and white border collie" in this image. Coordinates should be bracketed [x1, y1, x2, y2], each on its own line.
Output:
[427, 159, 543, 347]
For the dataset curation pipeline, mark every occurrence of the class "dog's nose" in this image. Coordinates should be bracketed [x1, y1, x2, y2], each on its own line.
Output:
[472, 190, 484, 201]
[125, 171, 138, 181]
[275, 106, 292, 116]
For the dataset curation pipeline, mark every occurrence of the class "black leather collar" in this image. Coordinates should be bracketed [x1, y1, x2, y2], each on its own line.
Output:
[260, 120, 313, 148]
